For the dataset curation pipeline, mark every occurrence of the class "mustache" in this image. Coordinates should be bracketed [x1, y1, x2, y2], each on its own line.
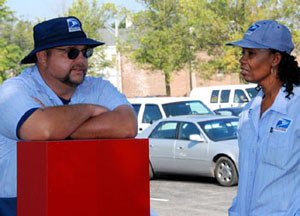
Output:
[71, 64, 88, 71]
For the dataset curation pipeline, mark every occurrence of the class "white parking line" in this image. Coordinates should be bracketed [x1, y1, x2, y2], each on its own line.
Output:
[150, 198, 169, 202]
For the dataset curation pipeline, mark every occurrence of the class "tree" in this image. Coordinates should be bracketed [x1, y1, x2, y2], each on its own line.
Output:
[3, 19, 34, 77]
[0, 0, 32, 82]
[129, 0, 195, 95]
[180, 0, 300, 81]
[0, 0, 11, 82]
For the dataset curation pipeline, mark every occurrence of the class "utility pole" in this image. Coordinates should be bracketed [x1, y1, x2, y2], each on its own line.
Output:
[114, 15, 122, 92]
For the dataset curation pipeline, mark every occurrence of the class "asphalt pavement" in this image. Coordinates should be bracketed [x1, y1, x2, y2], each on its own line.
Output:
[150, 175, 237, 216]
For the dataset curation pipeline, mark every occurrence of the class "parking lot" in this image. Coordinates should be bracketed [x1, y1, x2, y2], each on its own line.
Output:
[150, 175, 237, 216]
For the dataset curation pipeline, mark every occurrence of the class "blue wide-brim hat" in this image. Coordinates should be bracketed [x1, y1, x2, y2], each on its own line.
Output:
[21, 16, 105, 64]
[226, 20, 294, 54]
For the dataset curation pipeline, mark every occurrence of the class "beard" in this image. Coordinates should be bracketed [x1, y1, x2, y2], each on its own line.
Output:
[61, 64, 88, 87]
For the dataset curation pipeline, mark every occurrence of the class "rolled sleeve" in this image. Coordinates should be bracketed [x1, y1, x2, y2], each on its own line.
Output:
[0, 79, 41, 140]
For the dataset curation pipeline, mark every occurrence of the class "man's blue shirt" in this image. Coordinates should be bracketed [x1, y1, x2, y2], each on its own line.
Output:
[0, 66, 131, 197]
[229, 87, 300, 216]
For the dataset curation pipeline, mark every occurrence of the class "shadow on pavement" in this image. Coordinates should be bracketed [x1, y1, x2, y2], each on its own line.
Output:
[152, 174, 220, 186]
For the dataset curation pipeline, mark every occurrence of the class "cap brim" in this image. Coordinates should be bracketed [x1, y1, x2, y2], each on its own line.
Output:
[226, 39, 270, 49]
[21, 38, 105, 64]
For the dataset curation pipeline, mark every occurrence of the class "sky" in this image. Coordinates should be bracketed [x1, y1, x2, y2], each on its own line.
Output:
[6, 0, 144, 21]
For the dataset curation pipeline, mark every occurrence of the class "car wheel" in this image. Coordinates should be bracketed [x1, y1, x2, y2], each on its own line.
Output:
[214, 156, 238, 186]
[149, 162, 154, 180]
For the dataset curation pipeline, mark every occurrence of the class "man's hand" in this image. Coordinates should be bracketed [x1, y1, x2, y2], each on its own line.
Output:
[33, 97, 46, 108]
[70, 105, 138, 139]
[90, 104, 109, 117]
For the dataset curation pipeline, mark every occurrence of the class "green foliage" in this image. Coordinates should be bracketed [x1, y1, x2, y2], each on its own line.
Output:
[130, 0, 195, 95]
[67, 0, 105, 40]
[0, 0, 33, 82]
[0, 0, 11, 21]
[177, 0, 300, 81]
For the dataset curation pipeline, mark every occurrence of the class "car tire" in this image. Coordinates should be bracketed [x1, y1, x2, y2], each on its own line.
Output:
[149, 162, 154, 180]
[214, 156, 238, 186]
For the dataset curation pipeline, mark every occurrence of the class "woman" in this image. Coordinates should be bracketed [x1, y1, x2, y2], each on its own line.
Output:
[226, 20, 300, 215]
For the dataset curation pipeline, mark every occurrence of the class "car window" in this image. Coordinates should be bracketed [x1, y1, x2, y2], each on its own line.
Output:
[178, 122, 200, 140]
[211, 90, 219, 103]
[149, 121, 178, 139]
[198, 118, 238, 141]
[233, 89, 248, 103]
[220, 90, 230, 103]
[142, 104, 162, 123]
[132, 104, 141, 115]
[246, 87, 258, 99]
[162, 101, 213, 117]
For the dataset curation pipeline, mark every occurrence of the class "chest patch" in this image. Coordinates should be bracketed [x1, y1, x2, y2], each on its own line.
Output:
[274, 118, 292, 132]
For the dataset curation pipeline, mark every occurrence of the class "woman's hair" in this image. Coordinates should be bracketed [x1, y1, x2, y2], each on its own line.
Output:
[271, 49, 300, 99]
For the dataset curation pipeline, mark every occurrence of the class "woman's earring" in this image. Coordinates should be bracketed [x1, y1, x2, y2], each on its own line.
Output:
[270, 66, 274, 75]
[269, 66, 275, 85]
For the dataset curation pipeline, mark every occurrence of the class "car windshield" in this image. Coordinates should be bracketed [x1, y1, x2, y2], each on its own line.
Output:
[198, 118, 238, 141]
[246, 87, 258, 99]
[162, 101, 213, 117]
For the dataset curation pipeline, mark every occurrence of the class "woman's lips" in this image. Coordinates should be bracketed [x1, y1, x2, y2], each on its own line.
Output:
[240, 68, 248, 76]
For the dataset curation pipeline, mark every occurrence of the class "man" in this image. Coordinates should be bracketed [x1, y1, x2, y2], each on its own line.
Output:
[0, 16, 137, 216]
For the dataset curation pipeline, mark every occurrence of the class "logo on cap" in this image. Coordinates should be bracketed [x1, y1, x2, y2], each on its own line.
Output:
[67, 18, 81, 32]
[245, 23, 261, 35]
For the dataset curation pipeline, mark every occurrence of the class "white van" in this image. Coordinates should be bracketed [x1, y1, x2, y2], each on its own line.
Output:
[189, 84, 258, 110]
[128, 97, 214, 132]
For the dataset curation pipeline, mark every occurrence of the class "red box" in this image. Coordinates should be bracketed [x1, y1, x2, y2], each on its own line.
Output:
[17, 139, 149, 216]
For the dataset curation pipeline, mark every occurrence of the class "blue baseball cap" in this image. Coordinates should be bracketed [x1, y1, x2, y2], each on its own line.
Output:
[21, 16, 105, 64]
[226, 20, 294, 54]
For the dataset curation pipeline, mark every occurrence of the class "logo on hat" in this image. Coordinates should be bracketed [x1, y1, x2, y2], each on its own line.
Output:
[245, 24, 261, 35]
[67, 18, 81, 32]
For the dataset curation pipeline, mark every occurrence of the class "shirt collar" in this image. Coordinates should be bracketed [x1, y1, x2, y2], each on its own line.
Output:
[248, 87, 289, 115]
[268, 87, 289, 115]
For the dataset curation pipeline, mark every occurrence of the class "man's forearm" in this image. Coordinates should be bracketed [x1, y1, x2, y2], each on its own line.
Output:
[70, 105, 138, 139]
[19, 104, 108, 141]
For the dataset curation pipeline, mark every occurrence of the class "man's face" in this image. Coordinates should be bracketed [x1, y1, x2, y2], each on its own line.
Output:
[44, 45, 91, 87]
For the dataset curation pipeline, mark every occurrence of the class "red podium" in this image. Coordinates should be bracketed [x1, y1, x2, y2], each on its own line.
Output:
[17, 139, 149, 216]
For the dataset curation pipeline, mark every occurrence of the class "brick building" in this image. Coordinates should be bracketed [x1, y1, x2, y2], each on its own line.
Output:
[120, 55, 241, 97]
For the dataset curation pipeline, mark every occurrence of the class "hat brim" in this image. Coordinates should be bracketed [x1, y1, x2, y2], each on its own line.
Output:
[226, 39, 270, 50]
[21, 38, 105, 64]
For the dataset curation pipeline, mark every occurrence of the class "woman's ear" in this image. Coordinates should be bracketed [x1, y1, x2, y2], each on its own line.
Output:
[271, 52, 282, 67]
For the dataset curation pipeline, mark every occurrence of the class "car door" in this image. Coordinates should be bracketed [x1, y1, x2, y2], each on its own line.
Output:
[140, 104, 163, 132]
[149, 121, 178, 173]
[233, 89, 249, 107]
[174, 122, 210, 175]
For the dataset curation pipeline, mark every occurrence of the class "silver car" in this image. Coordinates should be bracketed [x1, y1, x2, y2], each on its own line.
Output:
[136, 115, 239, 186]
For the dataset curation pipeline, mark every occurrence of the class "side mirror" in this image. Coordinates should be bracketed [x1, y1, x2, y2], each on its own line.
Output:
[189, 134, 205, 142]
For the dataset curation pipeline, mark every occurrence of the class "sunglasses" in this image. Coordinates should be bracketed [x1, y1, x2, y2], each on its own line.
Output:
[54, 47, 94, 60]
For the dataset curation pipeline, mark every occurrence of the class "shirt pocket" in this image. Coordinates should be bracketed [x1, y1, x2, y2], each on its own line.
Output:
[262, 131, 291, 169]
